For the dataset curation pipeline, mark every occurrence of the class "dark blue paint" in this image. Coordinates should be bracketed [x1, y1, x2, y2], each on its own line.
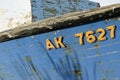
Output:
[0, 19, 120, 80]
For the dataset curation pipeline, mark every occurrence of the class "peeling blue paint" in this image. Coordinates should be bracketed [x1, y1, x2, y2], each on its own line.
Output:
[31, 0, 100, 21]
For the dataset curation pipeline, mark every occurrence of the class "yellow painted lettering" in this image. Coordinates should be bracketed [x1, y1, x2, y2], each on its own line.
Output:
[54, 36, 65, 48]
[96, 28, 106, 41]
[46, 39, 55, 50]
[106, 25, 116, 39]
[74, 32, 84, 45]
[86, 31, 96, 43]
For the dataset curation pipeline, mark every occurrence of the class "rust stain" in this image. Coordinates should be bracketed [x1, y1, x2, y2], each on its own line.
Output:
[54, 31, 57, 34]
[95, 44, 99, 47]
[64, 44, 73, 54]
[74, 70, 81, 75]
[45, 0, 54, 4]
[32, 15, 37, 19]
[44, 8, 57, 14]
[74, 70, 81, 80]
[25, 56, 31, 61]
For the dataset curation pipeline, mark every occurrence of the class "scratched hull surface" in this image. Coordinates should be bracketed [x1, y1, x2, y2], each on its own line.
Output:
[0, 18, 119, 80]
[31, 0, 99, 21]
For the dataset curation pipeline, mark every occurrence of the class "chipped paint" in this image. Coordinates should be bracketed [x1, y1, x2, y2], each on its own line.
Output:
[31, 0, 100, 21]
[0, 16, 119, 80]
[0, 2, 119, 80]
[0, 4, 119, 43]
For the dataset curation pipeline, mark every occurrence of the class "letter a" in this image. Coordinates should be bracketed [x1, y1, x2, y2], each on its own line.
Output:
[46, 39, 55, 50]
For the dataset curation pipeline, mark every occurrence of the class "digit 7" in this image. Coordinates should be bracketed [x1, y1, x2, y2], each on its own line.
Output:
[74, 32, 84, 45]
[106, 25, 116, 39]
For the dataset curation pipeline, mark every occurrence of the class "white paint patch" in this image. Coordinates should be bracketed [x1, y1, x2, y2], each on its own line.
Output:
[0, 0, 32, 32]
[90, 0, 120, 6]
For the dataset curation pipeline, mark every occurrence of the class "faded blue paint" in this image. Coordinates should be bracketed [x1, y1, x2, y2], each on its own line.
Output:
[0, 18, 120, 80]
[31, 0, 99, 21]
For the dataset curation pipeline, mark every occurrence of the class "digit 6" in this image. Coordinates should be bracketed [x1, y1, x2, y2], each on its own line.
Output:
[86, 31, 96, 43]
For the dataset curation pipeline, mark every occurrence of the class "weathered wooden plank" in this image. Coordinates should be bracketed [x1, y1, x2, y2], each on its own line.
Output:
[0, 4, 120, 42]
[0, 4, 120, 80]
[0, 13, 120, 80]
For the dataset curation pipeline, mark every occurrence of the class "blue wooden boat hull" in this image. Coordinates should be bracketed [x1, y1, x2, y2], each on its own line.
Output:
[0, 4, 120, 80]
[0, 18, 119, 80]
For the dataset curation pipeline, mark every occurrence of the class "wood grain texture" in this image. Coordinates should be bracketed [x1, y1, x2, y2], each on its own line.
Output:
[0, 4, 120, 42]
